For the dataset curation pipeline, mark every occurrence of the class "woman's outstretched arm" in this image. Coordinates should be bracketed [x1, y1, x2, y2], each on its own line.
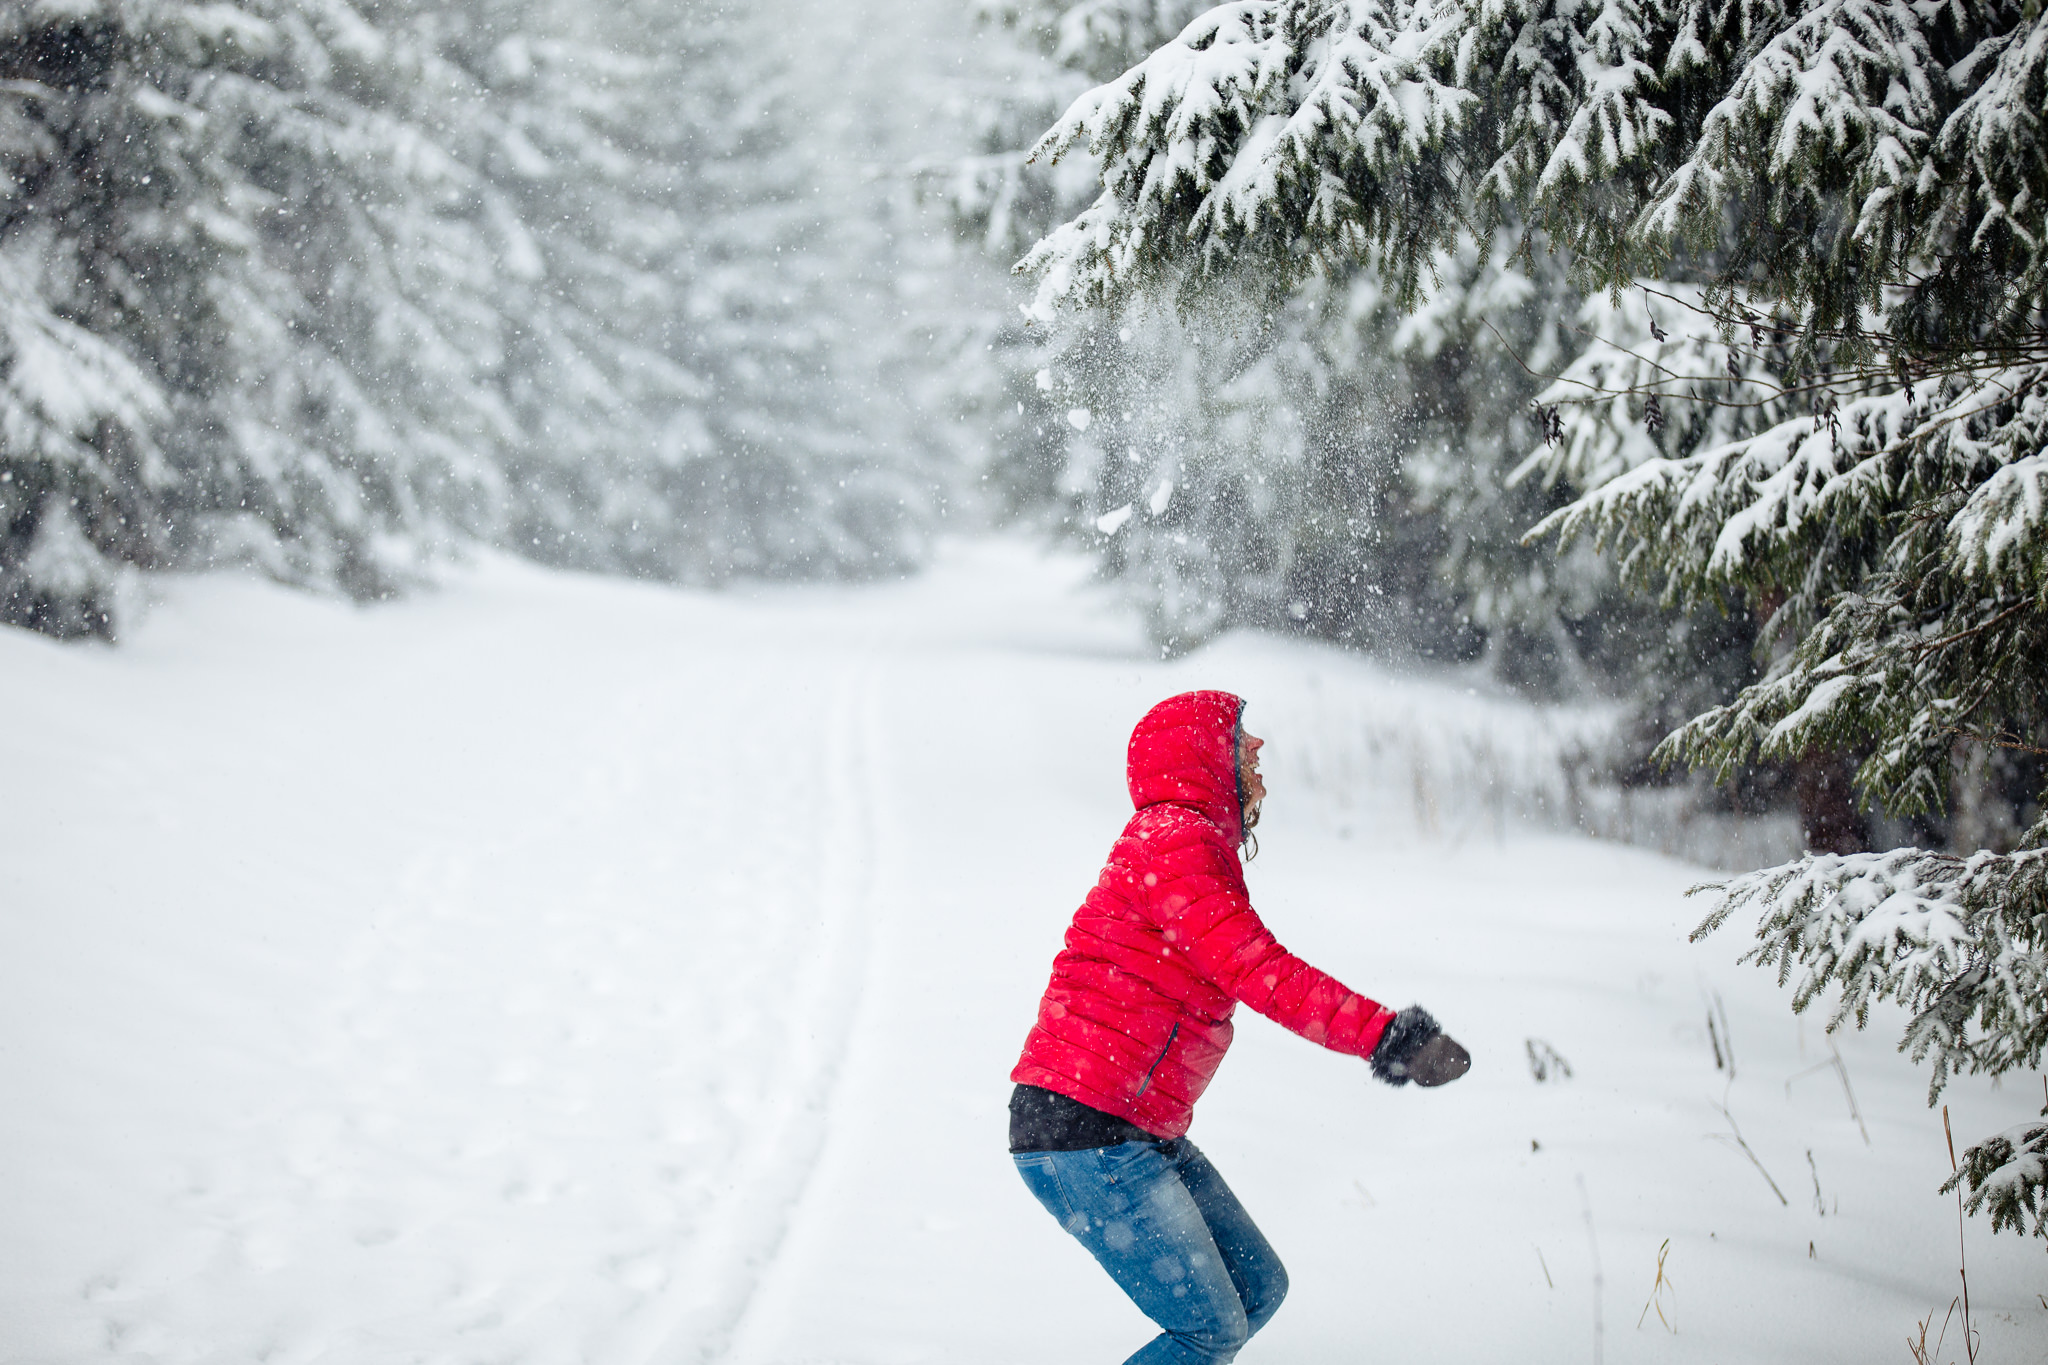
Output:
[1157, 832, 1462, 1085]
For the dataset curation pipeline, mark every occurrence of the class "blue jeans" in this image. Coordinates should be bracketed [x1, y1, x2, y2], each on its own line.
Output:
[1013, 1139, 1288, 1364]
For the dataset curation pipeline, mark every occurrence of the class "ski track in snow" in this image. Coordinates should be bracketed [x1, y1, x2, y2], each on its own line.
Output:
[0, 563, 907, 1364]
[3, 540, 2047, 1365]
[633, 663, 889, 1365]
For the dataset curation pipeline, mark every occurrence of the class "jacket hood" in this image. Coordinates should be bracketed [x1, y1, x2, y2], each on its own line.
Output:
[1126, 690, 1245, 844]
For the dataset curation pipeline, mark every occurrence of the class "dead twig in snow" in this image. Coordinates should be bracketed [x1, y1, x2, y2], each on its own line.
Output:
[1785, 1039, 1870, 1145]
[1577, 1174, 1605, 1365]
[1702, 988, 1736, 1078]
[1709, 1097, 1789, 1206]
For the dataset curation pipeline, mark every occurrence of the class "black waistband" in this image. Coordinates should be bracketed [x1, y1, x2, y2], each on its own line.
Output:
[1008, 1083, 1159, 1152]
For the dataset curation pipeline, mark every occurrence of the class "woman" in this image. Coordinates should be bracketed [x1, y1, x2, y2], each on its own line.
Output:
[1010, 690, 1468, 1364]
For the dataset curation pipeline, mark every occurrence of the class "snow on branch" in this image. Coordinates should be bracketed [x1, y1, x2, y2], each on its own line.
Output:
[0, 256, 169, 482]
[1952, 443, 2048, 604]
[1639, 0, 1937, 251]
[1519, 350, 2048, 838]
[1014, 0, 2036, 367]
[1692, 838, 2048, 1104]
[1943, 1111, 2048, 1245]
[1531, 364, 2048, 616]
[1017, 0, 1478, 315]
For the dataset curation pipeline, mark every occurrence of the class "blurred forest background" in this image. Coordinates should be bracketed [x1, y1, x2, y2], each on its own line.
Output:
[1, 0, 2038, 861]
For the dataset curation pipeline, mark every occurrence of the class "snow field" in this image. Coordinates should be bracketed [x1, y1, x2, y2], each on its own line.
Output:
[1, 539, 2043, 1364]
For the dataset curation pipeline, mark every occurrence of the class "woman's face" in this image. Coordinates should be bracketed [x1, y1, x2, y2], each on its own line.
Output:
[1238, 727, 1267, 810]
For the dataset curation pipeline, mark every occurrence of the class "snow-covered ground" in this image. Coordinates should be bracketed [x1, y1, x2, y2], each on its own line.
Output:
[3, 540, 2043, 1365]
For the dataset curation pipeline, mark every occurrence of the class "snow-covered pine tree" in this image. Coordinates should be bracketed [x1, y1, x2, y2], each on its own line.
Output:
[1012, 0, 2048, 1235]
[0, 251, 169, 636]
[1, 0, 506, 635]
[953, 0, 1216, 261]
[403, 0, 706, 578]
[2, 0, 948, 637]
[434, 0, 932, 583]
[636, 0, 934, 581]
[956, 0, 1624, 678]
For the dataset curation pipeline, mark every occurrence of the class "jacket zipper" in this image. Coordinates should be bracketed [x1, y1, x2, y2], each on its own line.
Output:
[1133, 1022, 1179, 1100]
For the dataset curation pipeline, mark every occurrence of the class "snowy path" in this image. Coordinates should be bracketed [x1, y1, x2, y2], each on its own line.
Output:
[3, 542, 2045, 1365]
[0, 565, 907, 1362]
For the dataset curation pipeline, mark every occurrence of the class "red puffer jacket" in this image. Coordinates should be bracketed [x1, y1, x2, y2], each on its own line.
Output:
[1011, 690, 1397, 1139]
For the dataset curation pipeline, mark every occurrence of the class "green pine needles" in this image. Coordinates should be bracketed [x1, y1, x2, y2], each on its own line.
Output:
[1018, 0, 2048, 1239]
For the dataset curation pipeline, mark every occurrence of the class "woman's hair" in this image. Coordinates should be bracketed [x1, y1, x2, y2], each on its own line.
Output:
[1234, 711, 1261, 861]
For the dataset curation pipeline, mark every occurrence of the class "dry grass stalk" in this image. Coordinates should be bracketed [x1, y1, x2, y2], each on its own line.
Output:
[1943, 1107, 1980, 1365]
[1907, 1298, 1960, 1365]
[1635, 1238, 1675, 1333]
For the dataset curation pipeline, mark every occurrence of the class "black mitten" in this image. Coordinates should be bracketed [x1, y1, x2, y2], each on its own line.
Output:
[1370, 1006, 1471, 1087]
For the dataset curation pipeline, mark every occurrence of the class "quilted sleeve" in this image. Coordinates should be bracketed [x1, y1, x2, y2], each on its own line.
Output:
[1156, 832, 1396, 1059]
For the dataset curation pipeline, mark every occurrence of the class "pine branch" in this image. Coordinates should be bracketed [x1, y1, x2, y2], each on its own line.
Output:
[1691, 841, 2048, 1100]
[1942, 1113, 2048, 1243]
[1942, 729, 2048, 759]
[1910, 602, 2031, 658]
